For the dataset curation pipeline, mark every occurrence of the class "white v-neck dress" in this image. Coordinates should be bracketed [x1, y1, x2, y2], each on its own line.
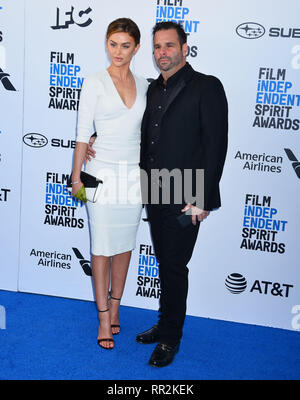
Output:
[76, 70, 148, 256]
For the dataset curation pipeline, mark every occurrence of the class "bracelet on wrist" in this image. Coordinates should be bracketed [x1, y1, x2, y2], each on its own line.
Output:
[71, 181, 80, 185]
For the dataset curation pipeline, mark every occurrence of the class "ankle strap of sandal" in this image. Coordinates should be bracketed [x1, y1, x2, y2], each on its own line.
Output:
[109, 291, 121, 301]
[98, 308, 109, 313]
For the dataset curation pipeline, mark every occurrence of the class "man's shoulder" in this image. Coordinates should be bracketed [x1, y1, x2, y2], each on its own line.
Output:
[191, 69, 223, 86]
[188, 71, 225, 97]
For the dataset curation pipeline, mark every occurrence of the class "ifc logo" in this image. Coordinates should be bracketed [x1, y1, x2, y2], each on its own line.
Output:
[225, 273, 247, 294]
[236, 22, 265, 39]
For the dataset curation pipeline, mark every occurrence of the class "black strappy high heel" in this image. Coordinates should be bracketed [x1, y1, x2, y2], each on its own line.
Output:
[108, 291, 121, 335]
[97, 309, 114, 349]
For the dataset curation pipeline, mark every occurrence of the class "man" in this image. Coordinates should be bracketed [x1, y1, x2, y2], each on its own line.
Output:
[86, 21, 227, 367]
[136, 21, 228, 367]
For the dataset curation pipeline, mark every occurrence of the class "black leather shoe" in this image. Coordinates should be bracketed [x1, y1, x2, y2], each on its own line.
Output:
[148, 342, 180, 368]
[136, 324, 160, 344]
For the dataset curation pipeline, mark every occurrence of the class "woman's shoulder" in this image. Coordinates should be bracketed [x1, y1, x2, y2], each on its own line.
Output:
[84, 70, 108, 84]
[81, 70, 107, 95]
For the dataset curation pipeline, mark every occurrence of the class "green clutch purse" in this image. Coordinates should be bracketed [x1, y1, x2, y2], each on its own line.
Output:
[73, 185, 87, 203]
[67, 171, 103, 203]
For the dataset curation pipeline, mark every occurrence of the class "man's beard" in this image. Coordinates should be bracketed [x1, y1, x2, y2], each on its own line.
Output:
[156, 54, 183, 72]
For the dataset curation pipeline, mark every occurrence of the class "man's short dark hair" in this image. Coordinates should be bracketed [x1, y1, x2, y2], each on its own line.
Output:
[152, 21, 187, 47]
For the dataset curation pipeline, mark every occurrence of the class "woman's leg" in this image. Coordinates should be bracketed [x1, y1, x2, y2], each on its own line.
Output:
[110, 251, 132, 334]
[92, 254, 113, 349]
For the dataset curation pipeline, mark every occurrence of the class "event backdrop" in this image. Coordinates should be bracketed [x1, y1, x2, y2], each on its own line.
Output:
[0, 0, 24, 291]
[1, 0, 300, 332]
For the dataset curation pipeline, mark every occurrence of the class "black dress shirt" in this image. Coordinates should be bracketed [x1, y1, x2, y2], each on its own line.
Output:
[145, 63, 190, 171]
[140, 61, 228, 210]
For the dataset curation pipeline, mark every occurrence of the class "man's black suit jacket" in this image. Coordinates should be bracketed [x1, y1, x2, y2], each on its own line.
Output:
[140, 63, 228, 211]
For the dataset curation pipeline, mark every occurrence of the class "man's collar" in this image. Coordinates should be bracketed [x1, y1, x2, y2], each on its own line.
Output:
[157, 62, 194, 88]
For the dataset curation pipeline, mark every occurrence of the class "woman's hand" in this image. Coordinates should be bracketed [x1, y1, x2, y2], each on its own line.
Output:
[72, 181, 83, 197]
[85, 136, 96, 162]
[71, 142, 88, 202]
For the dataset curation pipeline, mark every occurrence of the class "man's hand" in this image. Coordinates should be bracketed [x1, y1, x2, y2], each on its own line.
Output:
[181, 203, 210, 225]
[85, 135, 96, 162]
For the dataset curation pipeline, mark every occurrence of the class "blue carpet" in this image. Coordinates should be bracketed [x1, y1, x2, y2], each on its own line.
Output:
[0, 289, 299, 380]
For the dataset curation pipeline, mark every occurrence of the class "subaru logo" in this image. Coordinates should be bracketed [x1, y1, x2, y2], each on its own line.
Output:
[225, 273, 247, 294]
[236, 22, 265, 39]
[23, 133, 48, 148]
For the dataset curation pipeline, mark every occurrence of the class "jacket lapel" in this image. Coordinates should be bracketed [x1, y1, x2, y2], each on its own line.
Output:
[141, 63, 195, 140]
[162, 79, 186, 117]
[161, 63, 194, 117]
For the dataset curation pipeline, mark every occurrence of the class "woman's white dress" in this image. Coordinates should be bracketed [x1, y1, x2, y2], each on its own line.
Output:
[76, 69, 148, 256]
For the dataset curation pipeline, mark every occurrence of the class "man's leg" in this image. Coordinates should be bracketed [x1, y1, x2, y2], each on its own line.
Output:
[142, 205, 200, 366]
[156, 205, 200, 346]
[136, 204, 164, 345]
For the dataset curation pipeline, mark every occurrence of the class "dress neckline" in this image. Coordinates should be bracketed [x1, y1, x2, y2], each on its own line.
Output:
[105, 69, 137, 110]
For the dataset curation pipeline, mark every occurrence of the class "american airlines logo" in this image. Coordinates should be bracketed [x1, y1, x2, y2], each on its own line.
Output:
[72, 248, 92, 276]
[284, 149, 300, 179]
[0, 68, 16, 91]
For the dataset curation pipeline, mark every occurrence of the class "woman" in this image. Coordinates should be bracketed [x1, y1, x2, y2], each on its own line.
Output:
[71, 18, 148, 349]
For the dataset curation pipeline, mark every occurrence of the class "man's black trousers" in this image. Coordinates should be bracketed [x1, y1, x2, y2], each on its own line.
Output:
[146, 204, 200, 346]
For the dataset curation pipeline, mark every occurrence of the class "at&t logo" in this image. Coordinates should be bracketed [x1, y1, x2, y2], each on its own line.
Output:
[225, 273, 293, 298]
[225, 273, 247, 294]
[0, 188, 10, 202]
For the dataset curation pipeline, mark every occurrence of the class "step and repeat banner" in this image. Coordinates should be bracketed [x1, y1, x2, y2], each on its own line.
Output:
[1, 0, 300, 332]
[0, 0, 24, 291]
